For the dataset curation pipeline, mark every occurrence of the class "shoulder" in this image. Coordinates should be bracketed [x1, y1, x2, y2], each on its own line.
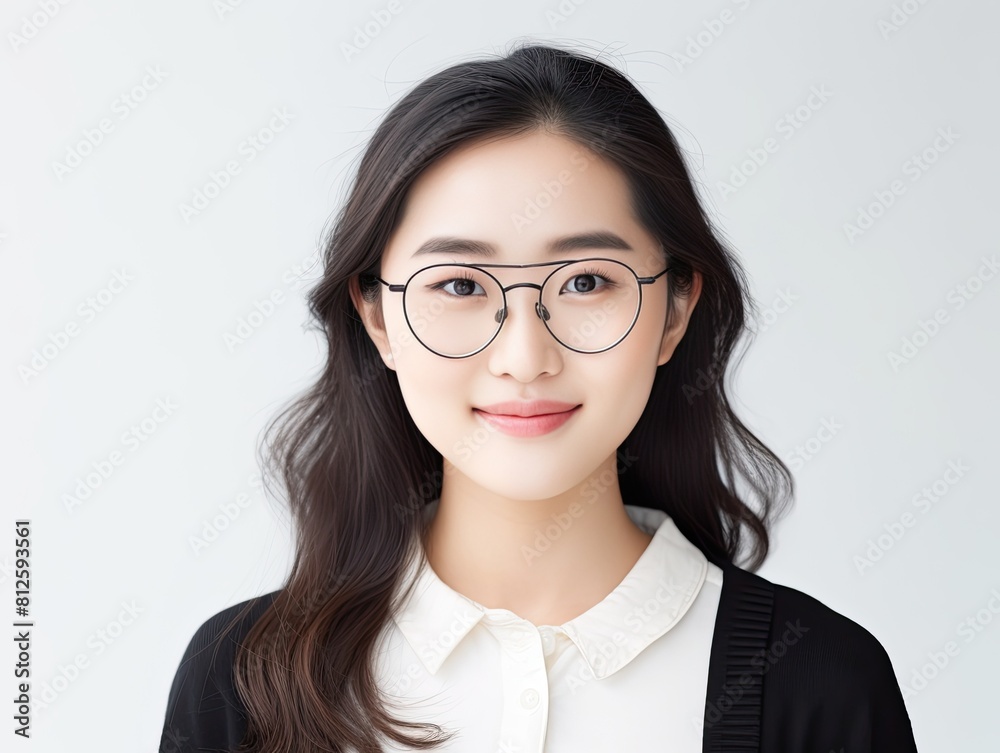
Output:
[159, 590, 281, 753]
[719, 564, 918, 750]
[766, 574, 900, 690]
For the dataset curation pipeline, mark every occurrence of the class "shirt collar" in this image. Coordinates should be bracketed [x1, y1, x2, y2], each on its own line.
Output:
[391, 501, 709, 679]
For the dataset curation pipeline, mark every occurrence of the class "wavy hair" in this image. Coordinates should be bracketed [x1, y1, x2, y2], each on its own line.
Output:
[229, 40, 793, 753]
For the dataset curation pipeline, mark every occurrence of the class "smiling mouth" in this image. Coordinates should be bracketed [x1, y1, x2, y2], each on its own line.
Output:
[472, 405, 581, 437]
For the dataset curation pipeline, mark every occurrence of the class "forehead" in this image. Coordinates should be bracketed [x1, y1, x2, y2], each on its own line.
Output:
[384, 130, 655, 269]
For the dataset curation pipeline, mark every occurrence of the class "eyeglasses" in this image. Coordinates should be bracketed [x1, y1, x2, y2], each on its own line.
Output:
[365, 257, 669, 359]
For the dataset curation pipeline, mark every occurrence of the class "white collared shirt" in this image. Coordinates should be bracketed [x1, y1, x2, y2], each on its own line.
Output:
[372, 501, 724, 752]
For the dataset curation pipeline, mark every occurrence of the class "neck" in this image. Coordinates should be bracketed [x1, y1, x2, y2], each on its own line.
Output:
[421, 453, 654, 627]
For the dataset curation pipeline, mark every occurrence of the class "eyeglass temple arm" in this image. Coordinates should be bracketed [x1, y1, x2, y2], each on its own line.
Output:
[636, 267, 670, 285]
[368, 275, 405, 293]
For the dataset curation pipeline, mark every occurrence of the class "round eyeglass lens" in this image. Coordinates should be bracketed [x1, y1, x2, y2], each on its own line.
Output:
[540, 259, 640, 352]
[403, 265, 504, 357]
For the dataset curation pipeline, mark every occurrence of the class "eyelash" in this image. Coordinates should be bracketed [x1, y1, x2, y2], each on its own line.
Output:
[425, 273, 481, 297]
[567, 268, 617, 292]
[429, 267, 618, 296]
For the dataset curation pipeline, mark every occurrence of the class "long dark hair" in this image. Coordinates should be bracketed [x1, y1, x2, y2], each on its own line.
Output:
[230, 40, 793, 753]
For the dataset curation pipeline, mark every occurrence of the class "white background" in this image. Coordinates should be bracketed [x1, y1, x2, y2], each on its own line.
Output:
[2, 0, 997, 750]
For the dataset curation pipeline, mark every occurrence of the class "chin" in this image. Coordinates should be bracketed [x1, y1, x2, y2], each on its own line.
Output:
[451, 452, 597, 499]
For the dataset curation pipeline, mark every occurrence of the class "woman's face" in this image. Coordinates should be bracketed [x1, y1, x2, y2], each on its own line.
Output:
[353, 130, 701, 502]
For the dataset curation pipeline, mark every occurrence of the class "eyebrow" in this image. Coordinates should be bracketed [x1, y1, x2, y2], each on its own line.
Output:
[409, 231, 634, 258]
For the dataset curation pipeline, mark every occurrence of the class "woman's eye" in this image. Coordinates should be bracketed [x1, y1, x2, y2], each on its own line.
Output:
[442, 278, 484, 297]
[561, 274, 609, 294]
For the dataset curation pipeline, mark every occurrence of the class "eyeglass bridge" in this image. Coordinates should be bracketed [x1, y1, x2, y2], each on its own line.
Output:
[491, 281, 551, 324]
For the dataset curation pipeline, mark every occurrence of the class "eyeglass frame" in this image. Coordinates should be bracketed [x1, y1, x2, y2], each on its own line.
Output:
[365, 256, 671, 359]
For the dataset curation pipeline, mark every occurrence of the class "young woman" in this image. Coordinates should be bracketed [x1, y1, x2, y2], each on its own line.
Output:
[159, 42, 919, 753]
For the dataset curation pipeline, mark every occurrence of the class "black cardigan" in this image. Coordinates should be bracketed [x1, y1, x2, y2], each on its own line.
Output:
[159, 561, 919, 752]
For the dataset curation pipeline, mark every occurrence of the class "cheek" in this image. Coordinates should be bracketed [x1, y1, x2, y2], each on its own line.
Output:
[396, 358, 448, 410]
[630, 292, 670, 361]
[381, 299, 417, 361]
[593, 354, 654, 415]
[592, 323, 663, 424]
[393, 355, 472, 446]
[618, 314, 663, 371]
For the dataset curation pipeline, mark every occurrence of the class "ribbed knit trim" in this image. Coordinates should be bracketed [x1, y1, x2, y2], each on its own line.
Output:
[702, 561, 775, 753]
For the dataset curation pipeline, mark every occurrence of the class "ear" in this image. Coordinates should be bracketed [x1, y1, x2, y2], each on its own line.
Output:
[657, 270, 703, 367]
[349, 276, 396, 371]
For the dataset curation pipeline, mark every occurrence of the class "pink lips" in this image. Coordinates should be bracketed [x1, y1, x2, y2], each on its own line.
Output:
[473, 400, 581, 438]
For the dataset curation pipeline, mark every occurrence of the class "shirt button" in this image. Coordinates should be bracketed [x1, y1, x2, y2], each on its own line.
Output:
[520, 688, 539, 710]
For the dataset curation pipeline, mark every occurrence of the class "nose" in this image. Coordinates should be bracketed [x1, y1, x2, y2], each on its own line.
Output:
[486, 285, 563, 380]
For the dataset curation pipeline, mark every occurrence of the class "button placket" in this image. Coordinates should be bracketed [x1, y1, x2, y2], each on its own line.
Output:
[490, 621, 549, 753]
[539, 627, 556, 657]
